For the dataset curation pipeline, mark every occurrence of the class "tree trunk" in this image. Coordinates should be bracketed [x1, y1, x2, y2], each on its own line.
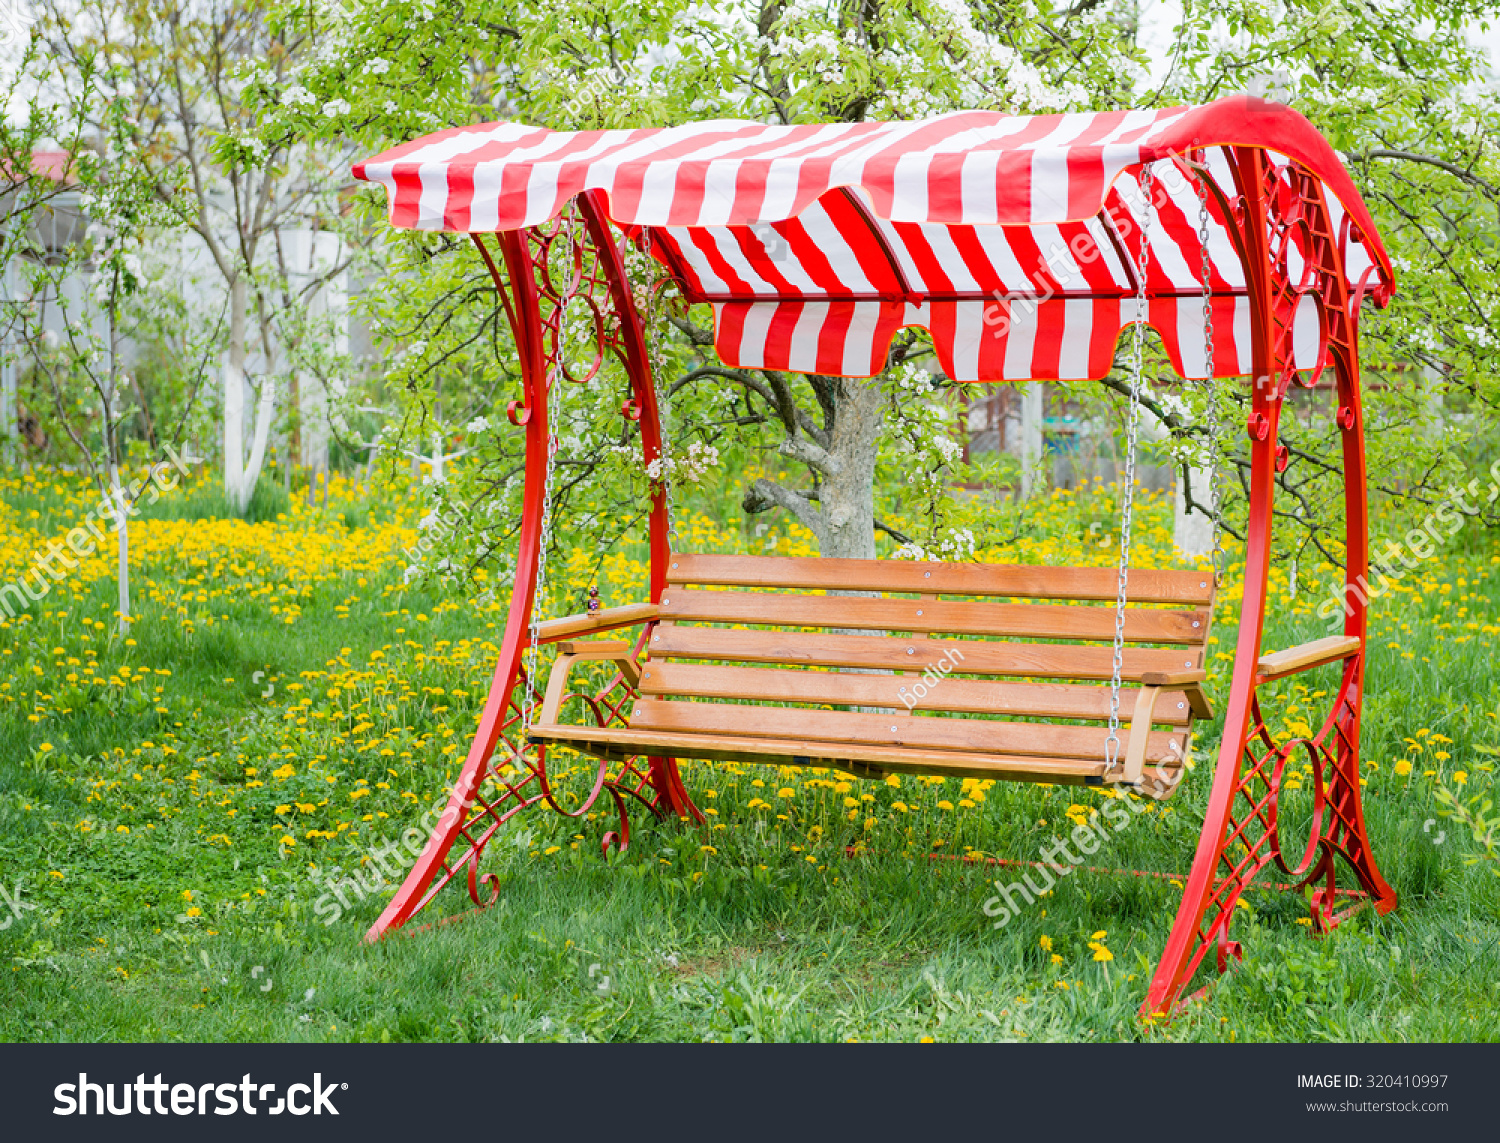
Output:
[1173, 459, 1215, 558]
[224, 275, 247, 510]
[1019, 381, 1045, 498]
[115, 473, 130, 635]
[814, 377, 888, 704]
[242, 376, 276, 509]
[223, 276, 277, 515]
[735, 373, 891, 705]
[744, 374, 886, 559]
[105, 302, 130, 635]
[813, 375, 883, 560]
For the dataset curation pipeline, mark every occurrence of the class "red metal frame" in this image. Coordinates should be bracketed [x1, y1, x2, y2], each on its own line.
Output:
[1141, 148, 1396, 1016]
[367, 155, 1396, 1025]
[365, 192, 692, 942]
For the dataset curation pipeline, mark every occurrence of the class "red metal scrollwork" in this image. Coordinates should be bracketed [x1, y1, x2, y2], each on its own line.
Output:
[1143, 149, 1397, 1016]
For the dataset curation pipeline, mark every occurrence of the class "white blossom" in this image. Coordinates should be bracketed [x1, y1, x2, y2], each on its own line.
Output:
[281, 85, 316, 108]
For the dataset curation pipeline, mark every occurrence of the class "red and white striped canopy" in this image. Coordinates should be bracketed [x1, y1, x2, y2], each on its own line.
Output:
[354, 99, 1393, 384]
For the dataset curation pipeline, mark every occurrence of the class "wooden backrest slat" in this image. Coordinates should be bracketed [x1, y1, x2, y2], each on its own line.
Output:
[637, 661, 1195, 726]
[649, 625, 1203, 682]
[658, 588, 1208, 646]
[667, 553, 1215, 605]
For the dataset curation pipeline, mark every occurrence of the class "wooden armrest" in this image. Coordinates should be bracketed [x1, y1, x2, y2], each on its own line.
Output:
[557, 640, 631, 657]
[1140, 670, 1213, 720]
[536, 643, 641, 724]
[1140, 669, 1206, 687]
[533, 602, 659, 643]
[1257, 635, 1361, 683]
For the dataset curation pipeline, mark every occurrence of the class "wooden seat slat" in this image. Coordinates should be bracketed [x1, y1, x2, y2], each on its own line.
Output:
[649, 625, 1204, 681]
[667, 553, 1215, 605]
[627, 701, 1187, 764]
[637, 661, 1196, 726]
[658, 588, 1209, 645]
[527, 724, 1111, 783]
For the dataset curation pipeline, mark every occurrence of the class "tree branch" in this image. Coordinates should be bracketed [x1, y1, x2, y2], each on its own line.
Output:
[742, 476, 824, 534]
[780, 433, 837, 475]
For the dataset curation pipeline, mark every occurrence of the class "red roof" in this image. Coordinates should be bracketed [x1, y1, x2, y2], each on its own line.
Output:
[31, 151, 73, 183]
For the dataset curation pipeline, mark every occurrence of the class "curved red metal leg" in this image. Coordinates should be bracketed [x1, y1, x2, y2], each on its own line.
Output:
[366, 201, 694, 940]
[1141, 149, 1396, 1015]
[364, 229, 551, 941]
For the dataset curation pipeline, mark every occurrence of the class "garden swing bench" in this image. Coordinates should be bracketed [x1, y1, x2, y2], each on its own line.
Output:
[353, 97, 1399, 1016]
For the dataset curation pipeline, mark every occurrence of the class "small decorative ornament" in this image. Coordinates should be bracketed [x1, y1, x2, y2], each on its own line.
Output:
[587, 586, 600, 615]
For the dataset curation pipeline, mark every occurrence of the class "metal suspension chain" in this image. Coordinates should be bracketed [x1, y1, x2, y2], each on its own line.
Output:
[520, 425, 560, 741]
[644, 257, 679, 547]
[1192, 165, 1226, 588]
[631, 228, 679, 546]
[1105, 162, 1154, 771]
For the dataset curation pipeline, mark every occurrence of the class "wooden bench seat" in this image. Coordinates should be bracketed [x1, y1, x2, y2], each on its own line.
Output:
[529, 553, 1216, 798]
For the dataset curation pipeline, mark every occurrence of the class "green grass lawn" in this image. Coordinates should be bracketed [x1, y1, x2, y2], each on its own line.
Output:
[1, 469, 1497, 1042]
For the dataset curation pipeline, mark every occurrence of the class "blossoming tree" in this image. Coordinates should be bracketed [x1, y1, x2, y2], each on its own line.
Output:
[270, 0, 1497, 574]
[33, 0, 372, 515]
